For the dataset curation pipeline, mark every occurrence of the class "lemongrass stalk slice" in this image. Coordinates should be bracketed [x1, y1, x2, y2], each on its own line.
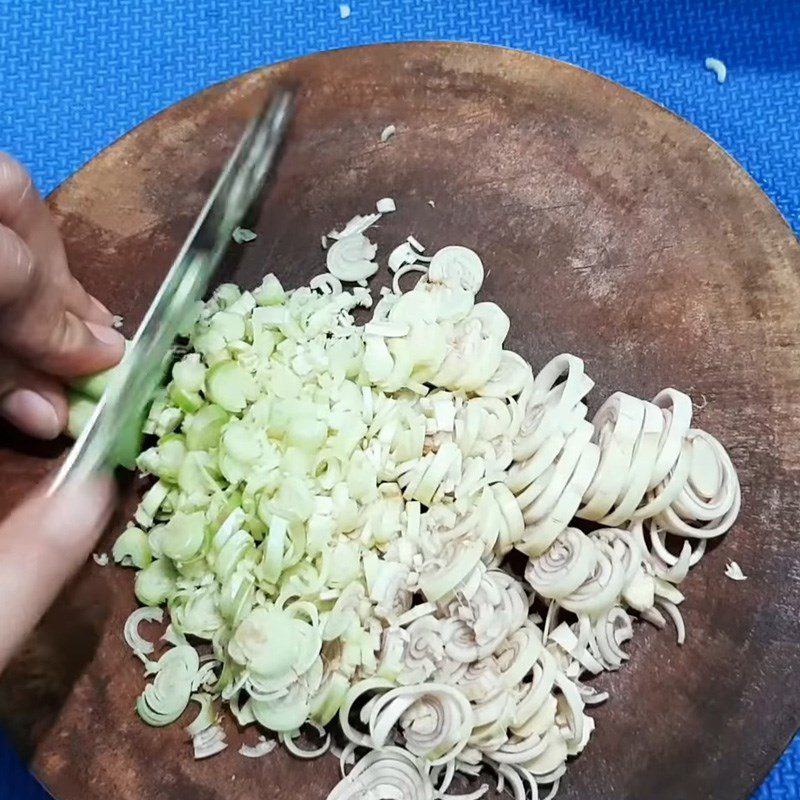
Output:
[124, 607, 164, 656]
[239, 735, 277, 758]
[725, 560, 747, 581]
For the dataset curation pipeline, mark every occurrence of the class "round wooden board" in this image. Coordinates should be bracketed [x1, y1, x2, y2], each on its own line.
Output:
[0, 42, 798, 800]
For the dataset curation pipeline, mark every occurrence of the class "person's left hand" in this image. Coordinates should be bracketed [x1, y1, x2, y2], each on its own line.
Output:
[0, 151, 125, 439]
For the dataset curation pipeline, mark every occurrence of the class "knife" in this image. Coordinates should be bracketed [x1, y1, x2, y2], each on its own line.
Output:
[50, 87, 294, 494]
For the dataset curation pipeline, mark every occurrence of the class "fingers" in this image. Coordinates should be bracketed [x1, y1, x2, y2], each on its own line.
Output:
[0, 223, 125, 376]
[0, 153, 123, 377]
[0, 474, 116, 673]
[0, 352, 68, 438]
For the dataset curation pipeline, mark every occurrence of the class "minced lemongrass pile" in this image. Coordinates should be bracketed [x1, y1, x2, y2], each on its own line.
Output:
[111, 210, 740, 800]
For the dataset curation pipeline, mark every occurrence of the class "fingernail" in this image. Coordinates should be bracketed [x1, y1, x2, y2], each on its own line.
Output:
[0, 389, 61, 439]
[90, 295, 112, 316]
[86, 321, 125, 349]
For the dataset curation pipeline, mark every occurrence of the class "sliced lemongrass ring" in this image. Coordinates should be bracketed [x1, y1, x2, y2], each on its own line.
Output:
[521, 421, 594, 525]
[651, 388, 693, 485]
[519, 443, 600, 555]
[514, 463, 555, 511]
[601, 402, 664, 526]
[632, 438, 692, 520]
[477, 351, 533, 398]
[579, 393, 644, 520]
[506, 432, 565, 494]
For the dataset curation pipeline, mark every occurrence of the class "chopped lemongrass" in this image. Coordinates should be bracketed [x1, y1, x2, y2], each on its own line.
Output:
[705, 57, 727, 84]
[232, 227, 258, 243]
[86, 205, 742, 799]
[376, 197, 396, 214]
[725, 560, 747, 581]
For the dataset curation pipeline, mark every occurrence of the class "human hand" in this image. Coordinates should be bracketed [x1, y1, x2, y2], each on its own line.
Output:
[0, 476, 116, 672]
[0, 152, 125, 439]
[0, 154, 124, 670]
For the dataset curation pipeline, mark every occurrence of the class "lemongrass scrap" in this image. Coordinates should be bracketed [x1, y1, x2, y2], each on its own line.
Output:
[705, 57, 727, 84]
[725, 560, 747, 581]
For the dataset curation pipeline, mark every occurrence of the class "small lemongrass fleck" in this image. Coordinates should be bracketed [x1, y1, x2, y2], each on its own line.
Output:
[705, 57, 727, 84]
[232, 227, 257, 244]
[725, 560, 747, 581]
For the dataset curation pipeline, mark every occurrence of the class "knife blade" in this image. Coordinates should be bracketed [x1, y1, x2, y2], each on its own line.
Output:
[50, 86, 294, 494]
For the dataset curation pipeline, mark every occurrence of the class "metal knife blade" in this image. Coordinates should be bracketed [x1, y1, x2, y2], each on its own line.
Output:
[50, 86, 294, 493]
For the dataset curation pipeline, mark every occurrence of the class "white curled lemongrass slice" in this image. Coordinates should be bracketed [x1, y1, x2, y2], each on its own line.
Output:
[656, 432, 741, 538]
[369, 684, 473, 764]
[327, 232, 379, 282]
[136, 646, 199, 727]
[124, 607, 164, 656]
[193, 723, 228, 759]
[326, 747, 436, 800]
[239, 735, 277, 758]
[185, 692, 217, 738]
[519, 442, 600, 556]
[428, 246, 484, 293]
[578, 392, 645, 521]
[600, 401, 664, 526]
[282, 722, 331, 758]
[525, 528, 597, 600]
[558, 538, 628, 617]
[476, 351, 533, 399]
[650, 388, 693, 486]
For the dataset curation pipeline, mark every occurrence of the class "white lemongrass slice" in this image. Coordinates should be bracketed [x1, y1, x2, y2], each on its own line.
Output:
[326, 747, 435, 800]
[476, 351, 533, 398]
[524, 726, 569, 777]
[124, 607, 164, 656]
[392, 264, 428, 294]
[329, 213, 381, 240]
[369, 683, 473, 765]
[376, 197, 397, 213]
[193, 723, 228, 759]
[531, 354, 594, 408]
[281, 722, 331, 758]
[519, 442, 600, 556]
[632, 439, 693, 521]
[380, 124, 396, 142]
[521, 421, 594, 526]
[657, 599, 686, 644]
[671, 430, 738, 521]
[327, 233, 379, 282]
[310, 273, 343, 295]
[600, 401, 664, 526]
[650, 388, 693, 485]
[364, 320, 411, 338]
[506, 432, 565, 494]
[725, 560, 747, 581]
[492, 483, 525, 549]
[525, 527, 598, 600]
[239, 736, 277, 758]
[560, 539, 627, 617]
[579, 392, 645, 520]
[428, 246, 484, 293]
[468, 302, 510, 342]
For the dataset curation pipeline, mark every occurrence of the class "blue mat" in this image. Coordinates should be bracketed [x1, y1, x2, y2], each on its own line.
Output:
[0, 1, 798, 798]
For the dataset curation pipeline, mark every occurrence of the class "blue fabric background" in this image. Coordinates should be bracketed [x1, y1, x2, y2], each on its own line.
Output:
[0, 1, 798, 798]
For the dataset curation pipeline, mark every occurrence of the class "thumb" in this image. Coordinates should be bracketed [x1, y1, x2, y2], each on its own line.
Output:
[0, 475, 116, 672]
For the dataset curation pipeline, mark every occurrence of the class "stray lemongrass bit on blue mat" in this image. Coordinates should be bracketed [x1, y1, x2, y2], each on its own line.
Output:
[705, 57, 727, 84]
[339, 3, 351, 19]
